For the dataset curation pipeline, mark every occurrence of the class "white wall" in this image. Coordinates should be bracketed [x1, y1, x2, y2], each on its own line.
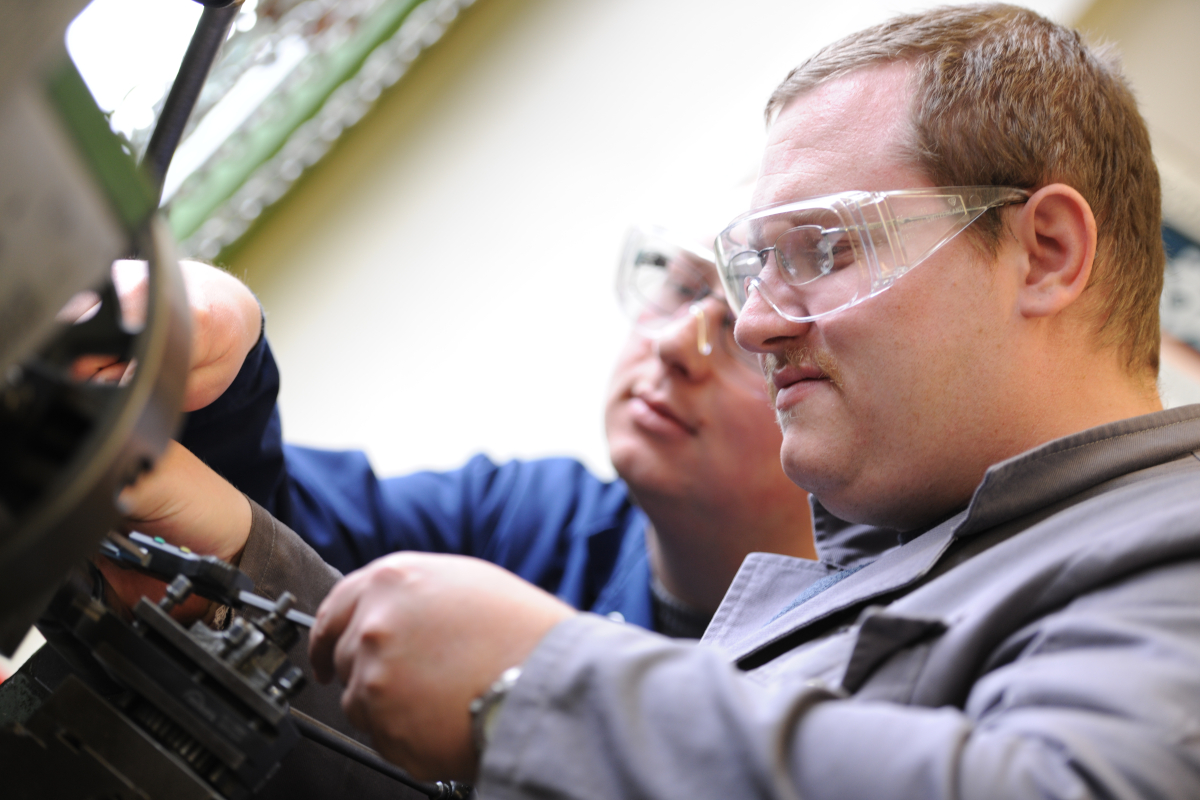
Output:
[231, 0, 1093, 480]
[1077, 0, 1200, 243]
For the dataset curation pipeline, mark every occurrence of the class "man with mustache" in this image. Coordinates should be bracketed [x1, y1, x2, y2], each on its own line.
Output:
[290, 4, 1200, 798]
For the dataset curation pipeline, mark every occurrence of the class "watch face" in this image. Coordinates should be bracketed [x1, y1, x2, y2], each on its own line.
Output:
[470, 666, 522, 750]
[481, 695, 506, 743]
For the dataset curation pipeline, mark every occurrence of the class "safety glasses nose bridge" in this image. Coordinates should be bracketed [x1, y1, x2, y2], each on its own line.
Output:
[617, 224, 762, 372]
[650, 298, 724, 357]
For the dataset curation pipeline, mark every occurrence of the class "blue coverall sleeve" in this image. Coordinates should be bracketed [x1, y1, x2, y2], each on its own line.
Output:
[174, 334, 642, 613]
[177, 332, 288, 516]
[170, 332, 515, 573]
[281, 448, 631, 596]
[281, 448, 523, 573]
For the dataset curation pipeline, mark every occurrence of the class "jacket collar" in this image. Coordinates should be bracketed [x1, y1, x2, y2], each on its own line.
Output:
[952, 404, 1200, 538]
[725, 405, 1200, 664]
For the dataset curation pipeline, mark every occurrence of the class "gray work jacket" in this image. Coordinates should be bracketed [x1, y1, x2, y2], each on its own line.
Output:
[480, 405, 1200, 800]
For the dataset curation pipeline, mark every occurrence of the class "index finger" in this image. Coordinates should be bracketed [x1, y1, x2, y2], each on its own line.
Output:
[309, 574, 364, 684]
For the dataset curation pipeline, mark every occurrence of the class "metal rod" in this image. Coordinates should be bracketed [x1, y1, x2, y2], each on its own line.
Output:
[289, 707, 467, 799]
[141, 2, 240, 202]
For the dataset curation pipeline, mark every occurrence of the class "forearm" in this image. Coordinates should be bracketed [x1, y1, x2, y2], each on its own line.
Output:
[238, 498, 350, 732]
[237, 500, 426, 798]
[480, 614, 838, 800]
[239, 497, 340, 614]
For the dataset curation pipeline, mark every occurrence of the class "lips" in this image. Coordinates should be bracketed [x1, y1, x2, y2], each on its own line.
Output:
[769, 364, 831, 410]
[629, 393, 698, 436]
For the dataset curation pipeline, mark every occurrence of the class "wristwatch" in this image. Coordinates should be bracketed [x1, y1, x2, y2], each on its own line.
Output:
[469, 666, 522, 752]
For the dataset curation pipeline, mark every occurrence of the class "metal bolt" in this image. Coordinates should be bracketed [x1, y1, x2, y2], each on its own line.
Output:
[158, 575, 193, 613]
[275, 665, 305, 698]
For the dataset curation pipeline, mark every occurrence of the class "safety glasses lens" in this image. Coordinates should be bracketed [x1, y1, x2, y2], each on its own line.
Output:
[626, 249, 710, 324]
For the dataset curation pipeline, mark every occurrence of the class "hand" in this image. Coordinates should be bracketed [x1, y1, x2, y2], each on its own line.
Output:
[173, 259, 263, 411]
[70, 259, 262, 412]
[309, 553, 576, 781]
[96, 441, 252, 623]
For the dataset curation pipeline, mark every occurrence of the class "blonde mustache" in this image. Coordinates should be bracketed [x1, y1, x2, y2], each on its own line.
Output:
[763, 347, 844, 425]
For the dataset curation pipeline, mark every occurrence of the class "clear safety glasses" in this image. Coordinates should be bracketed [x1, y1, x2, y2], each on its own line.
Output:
[715, 186, 1029, 322]
[617, 225, 761, 372]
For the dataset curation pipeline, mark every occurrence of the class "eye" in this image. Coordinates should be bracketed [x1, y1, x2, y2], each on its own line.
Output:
[638, 253, 668, 268]
[774, 225, 830, 283]
[665, 277, 702, 302]
[817, 229, 857, 274]
[664, 261, 708, 301]
[728, 250, 765, 279]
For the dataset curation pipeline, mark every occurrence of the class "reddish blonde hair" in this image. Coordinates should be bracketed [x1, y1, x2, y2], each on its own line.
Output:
[766, 3, 1164, 374]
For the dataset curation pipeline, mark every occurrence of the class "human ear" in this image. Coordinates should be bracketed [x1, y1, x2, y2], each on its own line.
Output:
[1011, 183, 1097, 318]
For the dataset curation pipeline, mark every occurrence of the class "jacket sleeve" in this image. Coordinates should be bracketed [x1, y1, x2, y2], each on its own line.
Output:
[177, 332, 288, 517]
[478, 558, 1200, 800]
[280, 449, 513, 573]
[170, 329, 519, 568]
[281, 450, 632, 597]
[236, 498, 428, 800]
[172, 327, 637, 606]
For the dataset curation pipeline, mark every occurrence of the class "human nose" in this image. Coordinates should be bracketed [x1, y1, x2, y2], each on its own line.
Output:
[733, 280, 810, 354]
[654, 302, 717, 380]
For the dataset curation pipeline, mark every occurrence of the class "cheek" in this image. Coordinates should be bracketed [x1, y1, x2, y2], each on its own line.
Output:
[820, 285, 932, 403]
[609, 335, 653, 387]
[604, 337, 652, 426]
[818, 272, 1004, 455]
[607, 336, 643, 391]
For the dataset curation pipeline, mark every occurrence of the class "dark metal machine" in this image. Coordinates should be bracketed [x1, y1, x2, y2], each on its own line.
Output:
[0, 2, 466, 797]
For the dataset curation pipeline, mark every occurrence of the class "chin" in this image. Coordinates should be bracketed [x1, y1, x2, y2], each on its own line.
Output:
[606, 435, 638, 483]
[606, 418, 649, 477]
[608, 433, 689, 502]
[778, 427, 840, 500]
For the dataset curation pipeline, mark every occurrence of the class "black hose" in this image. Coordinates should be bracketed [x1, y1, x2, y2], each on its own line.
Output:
[289, 707, 470, 799]
[141, 2, 239, 202]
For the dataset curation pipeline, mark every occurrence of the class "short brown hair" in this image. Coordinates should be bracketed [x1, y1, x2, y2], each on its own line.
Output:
[766, 3, 1163, 375]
